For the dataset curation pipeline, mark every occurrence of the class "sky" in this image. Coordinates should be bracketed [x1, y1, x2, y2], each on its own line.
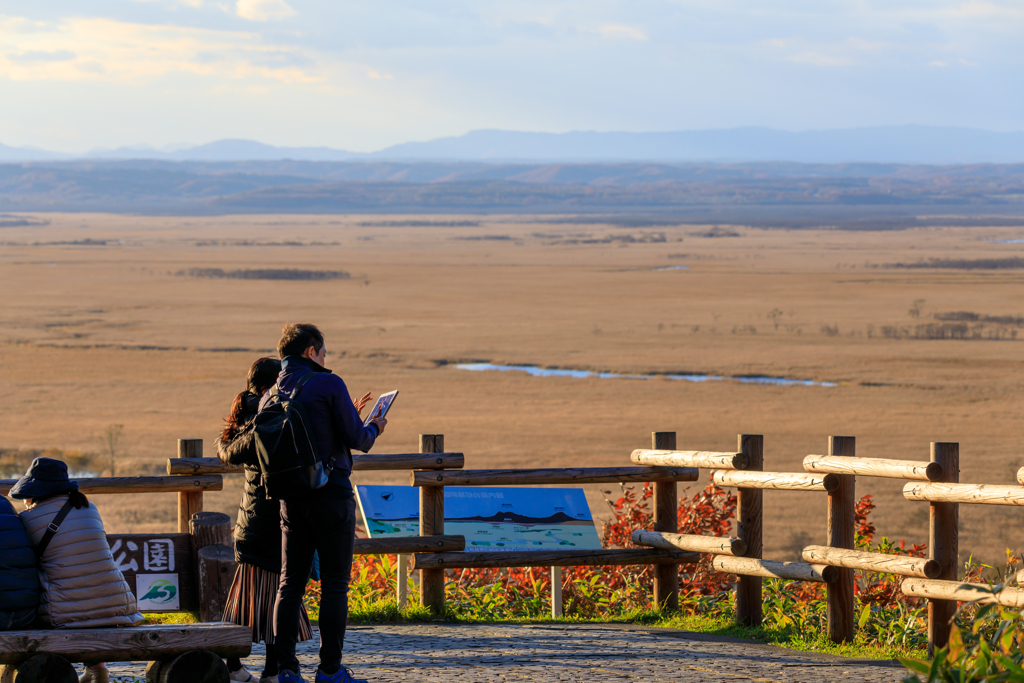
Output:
[0, 1, 1022, 153]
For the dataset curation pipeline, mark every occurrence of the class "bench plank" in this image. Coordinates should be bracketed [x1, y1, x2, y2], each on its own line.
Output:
[0, 623, 251, 665]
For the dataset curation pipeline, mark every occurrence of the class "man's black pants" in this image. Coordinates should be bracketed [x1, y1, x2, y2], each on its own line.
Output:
[275, 485, 357, 675]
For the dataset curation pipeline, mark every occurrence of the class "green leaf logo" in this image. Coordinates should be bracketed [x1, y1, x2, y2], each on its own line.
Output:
[140, 580, 177, 604]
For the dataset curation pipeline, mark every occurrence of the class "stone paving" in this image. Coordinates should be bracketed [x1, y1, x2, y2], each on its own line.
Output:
[89, 623, 905, 682]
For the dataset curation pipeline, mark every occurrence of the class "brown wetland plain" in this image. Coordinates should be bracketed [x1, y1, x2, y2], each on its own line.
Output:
[1, 214, 1022, 565]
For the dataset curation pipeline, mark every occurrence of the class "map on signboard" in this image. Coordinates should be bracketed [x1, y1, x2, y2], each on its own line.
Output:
[355, 485, 603, 552]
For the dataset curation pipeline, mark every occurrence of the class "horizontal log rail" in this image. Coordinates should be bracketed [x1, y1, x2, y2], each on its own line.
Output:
[0, 475, 222, 497]
[630, 449, 747, 470]
[713, 556, 838, 583]
[410, 548, 700, 570]
[354, 535, 465, 554]
[802, 545, 941, 579]
[903, 482, 1024, 506]
[711, 470, 839, 492]
[0, 623, 251, 666]
[410, 466, 698, 487]
[803, 455, 942, 482]
[167, 452, 466, 475]
[902, 579, 1024, 609]
[632, 529, 746, 556]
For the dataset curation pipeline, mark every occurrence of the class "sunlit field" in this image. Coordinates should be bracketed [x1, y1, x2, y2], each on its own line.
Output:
[2, 213, 1022, 565]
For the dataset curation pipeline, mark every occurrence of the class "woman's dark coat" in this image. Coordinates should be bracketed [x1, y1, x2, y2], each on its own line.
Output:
[0, 495, 42, 613]
[217, 393, 282, 573]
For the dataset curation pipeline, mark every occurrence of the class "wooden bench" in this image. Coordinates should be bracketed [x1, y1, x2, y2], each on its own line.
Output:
[0, 622, 251, 683]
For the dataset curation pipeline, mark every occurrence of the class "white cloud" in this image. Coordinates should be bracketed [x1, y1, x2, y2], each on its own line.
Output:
[236, 0, 295, 22]
[930, 60, 948, 66]
[0, 16, 315, 83]
[367, 70, 393, 80]
[596, 24, 647, 41]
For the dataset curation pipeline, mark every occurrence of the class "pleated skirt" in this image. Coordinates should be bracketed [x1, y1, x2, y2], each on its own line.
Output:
[222, 563, 313, 644]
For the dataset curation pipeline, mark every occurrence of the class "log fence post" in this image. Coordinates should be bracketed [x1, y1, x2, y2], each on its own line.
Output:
[419, 434, 446, 617]
[551, 566, 563, 618]
[397, 555, 408, 608]
[176, 439, 204, 533]
[190, 511, 235, 623]
[652, 431, 679, 610]
[827, 436, 856, 643]
[929, 442, 959, 655]
[736, 434, 763, 627]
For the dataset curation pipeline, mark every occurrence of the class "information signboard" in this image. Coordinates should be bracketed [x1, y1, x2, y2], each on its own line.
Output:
[356, 485, 603, 552]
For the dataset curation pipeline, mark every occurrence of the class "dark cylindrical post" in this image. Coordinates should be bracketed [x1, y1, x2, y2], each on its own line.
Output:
[735, 434, 763, 627]
[827, 436, 856, 644]
[929, 442, 959, 654]
[176, 439, 203, 533]
[652, 431, 679, 610]
[419, 434, 446, 617]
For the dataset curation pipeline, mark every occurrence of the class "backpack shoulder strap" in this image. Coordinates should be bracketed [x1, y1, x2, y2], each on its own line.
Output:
[34, 498, 76, 559]
[290, 371, 316, 400]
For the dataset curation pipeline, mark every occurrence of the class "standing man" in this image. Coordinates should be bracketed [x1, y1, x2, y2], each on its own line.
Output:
[268, 323, 387, 683]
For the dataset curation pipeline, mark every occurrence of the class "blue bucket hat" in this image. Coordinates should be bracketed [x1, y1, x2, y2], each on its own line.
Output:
[8, 457, 79, 500]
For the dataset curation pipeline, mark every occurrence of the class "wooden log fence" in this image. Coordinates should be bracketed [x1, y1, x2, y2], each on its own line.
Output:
[0, 476, 222, 497]
[652, 432, 680, 610]
[802, 546, 941, 579]
[902, 579, 1024, 610]
[711, 470, 839, 492]
[632, 530, 747, 557]
[6, 427, 1020, 664]
[630, 449, 748, 470]
[804, 454, 943, 482]
[903, 482, 1024, 506]
[167, 452, 466, 475]
[410, 466, 698, 486]
[713, 556, 838, 584]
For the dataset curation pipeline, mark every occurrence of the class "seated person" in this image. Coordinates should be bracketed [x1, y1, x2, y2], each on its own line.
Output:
[0, 493, 40, 630]
[11, 457, 144, 683]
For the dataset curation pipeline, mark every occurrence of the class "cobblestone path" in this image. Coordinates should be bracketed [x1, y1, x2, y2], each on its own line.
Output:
[94, 623, 905, 682]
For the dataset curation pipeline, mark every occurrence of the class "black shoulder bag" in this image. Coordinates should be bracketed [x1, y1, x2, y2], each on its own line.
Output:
[34, 498, 76, 559]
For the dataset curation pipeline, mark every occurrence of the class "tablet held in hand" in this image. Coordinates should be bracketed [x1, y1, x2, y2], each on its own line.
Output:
[365, 390, 398, 425]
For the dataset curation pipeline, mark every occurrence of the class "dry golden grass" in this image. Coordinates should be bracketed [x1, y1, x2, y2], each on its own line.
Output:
[1, 214, 1022, 564]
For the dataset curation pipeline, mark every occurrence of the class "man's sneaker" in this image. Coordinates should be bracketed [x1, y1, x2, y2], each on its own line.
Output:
[315, 667, 367, 683]
[230, 665, 255, 682]
[277, 670, 305, 683]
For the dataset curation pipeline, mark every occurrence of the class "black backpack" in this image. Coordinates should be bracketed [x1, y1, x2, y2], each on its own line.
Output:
[252, 372, 330, 499]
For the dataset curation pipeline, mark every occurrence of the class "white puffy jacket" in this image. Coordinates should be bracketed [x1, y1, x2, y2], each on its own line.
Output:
[20, 494, 144, 628]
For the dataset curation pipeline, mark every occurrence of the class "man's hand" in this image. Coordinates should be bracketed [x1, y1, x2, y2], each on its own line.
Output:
[353, 391, 372, 416]
[369, 414, 387, 436]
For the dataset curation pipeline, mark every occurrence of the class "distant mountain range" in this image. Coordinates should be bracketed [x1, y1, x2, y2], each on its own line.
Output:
[3, 126, 1024, 164]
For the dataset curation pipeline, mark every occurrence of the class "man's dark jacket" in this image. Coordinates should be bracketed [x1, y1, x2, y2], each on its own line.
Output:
[0, 495, 41, 613]
[217, 393, 283, 572]
[260, 355, 378, 488]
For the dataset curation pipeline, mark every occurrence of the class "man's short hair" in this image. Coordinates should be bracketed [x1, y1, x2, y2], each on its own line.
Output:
[278, 323, 325, 359]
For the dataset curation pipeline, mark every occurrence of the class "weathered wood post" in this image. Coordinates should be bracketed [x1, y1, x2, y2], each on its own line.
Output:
[176, 439, 204, 533]
[190, 511, 233, 549]
[736, 434, 763, 627]
[551, 567, 563, 618]
[419, 434, 446, 617]
[929, 442, 959, 654]
[397, 554, 408, 608]
[827, 436, 856, 644]
[191, 511, 236, 623]
[652, 431, 679, 610]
